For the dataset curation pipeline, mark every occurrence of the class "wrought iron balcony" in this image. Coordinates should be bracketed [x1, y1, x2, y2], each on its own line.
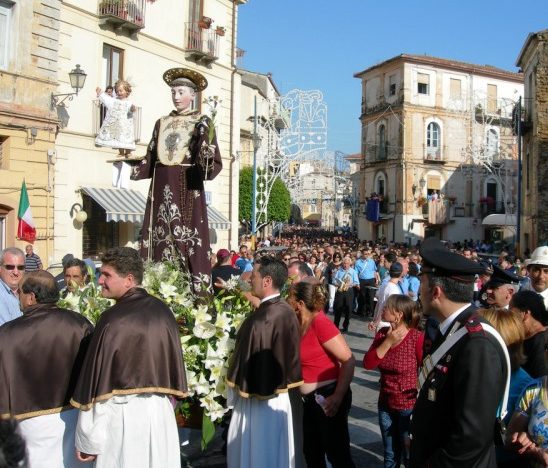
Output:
[98, 0, 146, 30]
[184, 22, 220, 64]
[424, 147, 446, 163]
[480, 200, 506, 216]
[363, 144, 401, 163]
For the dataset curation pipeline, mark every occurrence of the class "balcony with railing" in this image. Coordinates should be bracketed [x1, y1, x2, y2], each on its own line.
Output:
[184, 23, 220, 64]
[424, 145, 446, 163]
[479, 200, 506, 217]
[92, 100, 142, 143]
[98, 0, 146, 30]
[474, 98, 514, 125]
[363, 144, 401, 164]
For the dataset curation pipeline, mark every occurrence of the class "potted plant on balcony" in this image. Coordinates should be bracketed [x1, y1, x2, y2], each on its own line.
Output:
[416, 195, 427, 208]
[215, 26, 226, 36]
[198, 16, 213, 29]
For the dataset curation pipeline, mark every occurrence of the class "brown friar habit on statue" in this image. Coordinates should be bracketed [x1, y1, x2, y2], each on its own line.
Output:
[226, 297, 303, 398]
[70, 288, 187, 409]
[131, 110, 222, 285]
[0, 303, 93, 420]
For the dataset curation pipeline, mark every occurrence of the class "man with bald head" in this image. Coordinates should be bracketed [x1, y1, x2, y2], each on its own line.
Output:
[0, 247, 24, 325]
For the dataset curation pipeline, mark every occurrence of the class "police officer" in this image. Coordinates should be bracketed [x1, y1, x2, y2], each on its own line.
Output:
[410, 238, 507, 468]
[481, 265, 521, 309]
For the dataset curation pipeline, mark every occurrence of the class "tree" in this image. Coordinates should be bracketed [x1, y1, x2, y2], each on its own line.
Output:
[239, 167, 291, 230]
[267, 176, 291, 224]
[239, 166, 253, 224]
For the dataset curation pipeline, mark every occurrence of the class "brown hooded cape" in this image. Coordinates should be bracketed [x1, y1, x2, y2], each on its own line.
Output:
[226, 296, 303, 399]
[0, 303, 93, 420]
[70, 288, 187, 410]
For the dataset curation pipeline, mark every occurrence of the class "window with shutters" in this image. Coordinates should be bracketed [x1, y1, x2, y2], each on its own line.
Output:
[0, 1, 11, 70]
[418, 73, 429, 95]
[450, 78, 461, 100]
[426, 122, 441, 160]
[487, 84, 498, 114]
[377, 124, 387, 160]
[0, 136, 8, 169]
[389, 74, 397, 96]
[102, 44, 124, 89]
[486, 129, 499, 158]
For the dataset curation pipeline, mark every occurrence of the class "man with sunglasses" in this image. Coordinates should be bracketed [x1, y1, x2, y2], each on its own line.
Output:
[0, 247, 24, 326]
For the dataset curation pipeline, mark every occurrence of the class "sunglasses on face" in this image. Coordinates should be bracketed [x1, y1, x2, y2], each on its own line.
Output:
[2, 265, 25, 271]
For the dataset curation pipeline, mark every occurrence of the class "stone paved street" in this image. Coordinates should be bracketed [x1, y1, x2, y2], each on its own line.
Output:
[181, 313, 384, 467]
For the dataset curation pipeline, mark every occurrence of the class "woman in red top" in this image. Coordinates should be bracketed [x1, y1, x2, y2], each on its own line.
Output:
[363, 294, 424, 468]
[287, 281, 355, 468]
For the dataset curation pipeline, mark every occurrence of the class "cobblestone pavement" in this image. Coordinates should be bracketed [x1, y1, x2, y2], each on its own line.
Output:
[180, 313, 384, 467]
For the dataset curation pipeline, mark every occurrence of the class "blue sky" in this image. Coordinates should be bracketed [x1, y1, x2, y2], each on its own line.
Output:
[238, 0, 547, 154]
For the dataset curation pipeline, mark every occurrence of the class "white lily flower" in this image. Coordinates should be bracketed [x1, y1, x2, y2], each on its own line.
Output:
[194, 374, 211, 395]
[208, 364, 223, 382]
[193, 321, 216, 339]
[63, 293, 80, 311]
[180, 335, 193, 344]
[159, 282, 178, 298]
[215, 312, 231, 331]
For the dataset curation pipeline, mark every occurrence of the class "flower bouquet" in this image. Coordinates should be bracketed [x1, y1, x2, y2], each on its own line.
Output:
[58, 261, 252, 450]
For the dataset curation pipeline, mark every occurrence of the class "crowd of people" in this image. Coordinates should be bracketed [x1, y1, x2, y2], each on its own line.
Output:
[0, 229, 548, 467]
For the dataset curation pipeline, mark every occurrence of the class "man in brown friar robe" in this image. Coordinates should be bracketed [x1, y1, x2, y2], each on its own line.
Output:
[0, 270, 93, 467]
[226, 257, 304, 468]
[131, 67, 222, 289]
[70, 247, 187, 467]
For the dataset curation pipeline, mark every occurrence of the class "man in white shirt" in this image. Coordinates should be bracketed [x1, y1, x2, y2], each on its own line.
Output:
[369, 262, 404, 331]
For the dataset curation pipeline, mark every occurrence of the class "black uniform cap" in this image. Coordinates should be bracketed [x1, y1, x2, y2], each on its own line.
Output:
[419, 238, 486, 283]
[484, 265, 521, 289]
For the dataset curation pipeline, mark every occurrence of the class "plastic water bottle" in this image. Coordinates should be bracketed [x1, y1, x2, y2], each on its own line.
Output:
[315, 393, 327, 412]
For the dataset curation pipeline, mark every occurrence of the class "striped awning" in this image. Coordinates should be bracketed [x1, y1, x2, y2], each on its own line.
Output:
[81, 187, 147, 223]
[207, 206, 231, 229]
[82, 187, 231, 228]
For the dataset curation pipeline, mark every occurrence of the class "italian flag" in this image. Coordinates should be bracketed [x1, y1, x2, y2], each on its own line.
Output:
[17, 180, 36, 243]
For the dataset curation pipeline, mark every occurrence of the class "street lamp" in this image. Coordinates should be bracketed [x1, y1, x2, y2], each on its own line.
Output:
[51, 64, 87, 109]
[250, 96, 262, 250]
[419, 176, 426, 192]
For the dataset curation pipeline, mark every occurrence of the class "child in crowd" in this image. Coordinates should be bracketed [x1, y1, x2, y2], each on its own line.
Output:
[364, 295, 424, 468]
[95, 79, 136, 157]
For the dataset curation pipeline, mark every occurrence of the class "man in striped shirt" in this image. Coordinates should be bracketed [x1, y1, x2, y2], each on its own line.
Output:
[24, 244, 42, 272]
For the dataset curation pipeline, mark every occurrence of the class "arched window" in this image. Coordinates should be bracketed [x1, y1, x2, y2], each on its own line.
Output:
[377, 124, 386, 160]
[486, 129, 499, 159]
[426, 122, 440, 159]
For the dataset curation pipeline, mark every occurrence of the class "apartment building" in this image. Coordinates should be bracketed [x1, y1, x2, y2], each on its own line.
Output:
[354, 54, 523, 248]
[516, 30, 548, 251]
[0, 1, 58, 262]
[50, 0, 245, 262]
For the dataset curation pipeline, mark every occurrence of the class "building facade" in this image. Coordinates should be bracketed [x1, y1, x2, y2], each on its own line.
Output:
[354, 54, 523, 248]
[517, 30, 548, 250]
[0, 0, 59, 263]
[50, 0, 245, 263]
